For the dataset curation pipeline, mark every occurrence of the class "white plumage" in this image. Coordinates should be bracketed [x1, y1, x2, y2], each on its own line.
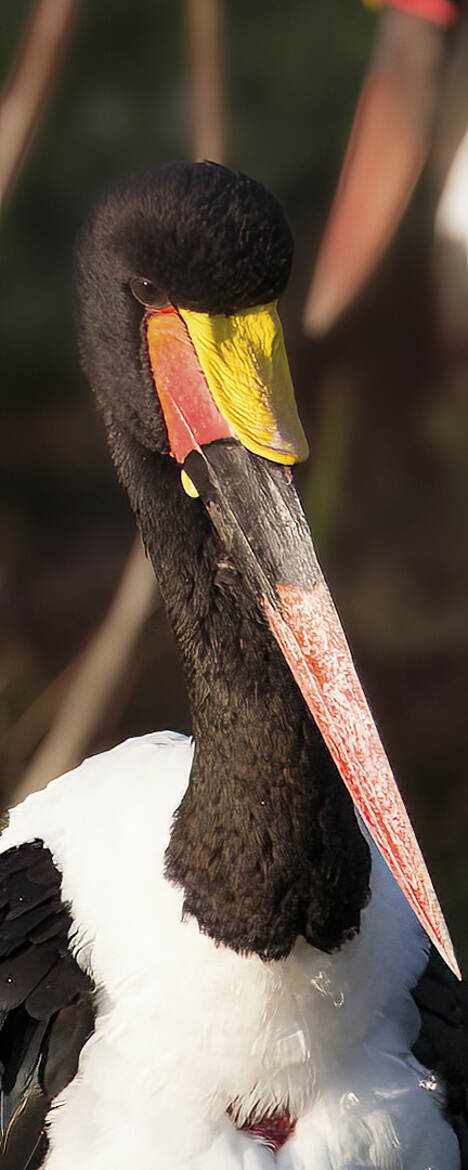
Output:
[1, 733, 459, 1169]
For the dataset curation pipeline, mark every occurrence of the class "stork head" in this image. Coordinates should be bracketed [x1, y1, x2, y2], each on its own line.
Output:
[76, 163, 302, 456]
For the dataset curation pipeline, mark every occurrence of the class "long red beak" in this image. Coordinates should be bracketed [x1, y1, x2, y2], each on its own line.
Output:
[186, 444, 460, 978]
[304, 7, 446, 335]
[145, 303, 460, 978]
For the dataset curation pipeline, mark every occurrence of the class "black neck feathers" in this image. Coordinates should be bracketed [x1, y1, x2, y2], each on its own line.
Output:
[105, 416, 371, 960]
[77, 161, 371, 960]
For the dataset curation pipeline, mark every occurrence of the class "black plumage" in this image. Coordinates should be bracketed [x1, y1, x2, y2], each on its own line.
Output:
[76, 162, 294, 462]
[413, 948, 468, 1159]
[79, 161, 293, 317]
[0, 842, 94, 1170]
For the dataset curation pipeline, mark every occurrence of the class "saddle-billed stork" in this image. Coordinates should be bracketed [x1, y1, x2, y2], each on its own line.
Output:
[0, 163, 466, 1169]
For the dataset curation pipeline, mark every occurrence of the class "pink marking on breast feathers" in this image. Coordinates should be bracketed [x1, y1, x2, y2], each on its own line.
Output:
[241, 1112, 296, 1153]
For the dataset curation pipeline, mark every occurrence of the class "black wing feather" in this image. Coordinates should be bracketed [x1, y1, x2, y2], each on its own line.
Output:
[412, 947, 468, 1166]
[43, 998, 95, 1099]
[0, 841, 95, 1170]
[0, 1086, 49, 1170]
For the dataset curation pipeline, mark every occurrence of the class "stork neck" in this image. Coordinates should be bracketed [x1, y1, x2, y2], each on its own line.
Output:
[108, 422, 370, 959]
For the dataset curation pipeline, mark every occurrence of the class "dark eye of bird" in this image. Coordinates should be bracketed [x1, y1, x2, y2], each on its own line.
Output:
[129, 277, 170, 309]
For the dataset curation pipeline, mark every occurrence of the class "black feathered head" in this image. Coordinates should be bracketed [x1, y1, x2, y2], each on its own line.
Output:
[75, 161, 296, 455]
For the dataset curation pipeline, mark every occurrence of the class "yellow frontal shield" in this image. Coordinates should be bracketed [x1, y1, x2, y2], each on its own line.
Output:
[178, 302, 309, 466]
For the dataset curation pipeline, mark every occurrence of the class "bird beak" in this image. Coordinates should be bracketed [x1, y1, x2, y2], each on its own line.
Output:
[144, 302, 460, 978]
[303, 7, 447, 336]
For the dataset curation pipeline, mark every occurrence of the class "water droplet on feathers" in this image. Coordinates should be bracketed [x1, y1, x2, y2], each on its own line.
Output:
[419, 1073, 439, 1093]
[310, 969, 344, 1007]
[340, 1092, 360, 1111]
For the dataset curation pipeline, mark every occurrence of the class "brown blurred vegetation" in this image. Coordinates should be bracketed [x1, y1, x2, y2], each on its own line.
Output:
[1, 1, 467, 964]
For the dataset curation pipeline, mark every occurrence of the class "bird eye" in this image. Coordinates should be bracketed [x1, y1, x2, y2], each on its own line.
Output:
[129, 277, 170, 309]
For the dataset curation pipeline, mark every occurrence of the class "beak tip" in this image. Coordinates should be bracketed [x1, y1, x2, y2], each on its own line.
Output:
[437, 932, 462, 982]
[264, 582, 461, 983]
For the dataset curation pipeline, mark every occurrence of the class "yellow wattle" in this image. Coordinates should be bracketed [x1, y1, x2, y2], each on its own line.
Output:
[178, 302, 309, 466]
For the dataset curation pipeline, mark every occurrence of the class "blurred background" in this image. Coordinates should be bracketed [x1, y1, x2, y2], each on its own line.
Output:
[1, 0, 467, 965]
